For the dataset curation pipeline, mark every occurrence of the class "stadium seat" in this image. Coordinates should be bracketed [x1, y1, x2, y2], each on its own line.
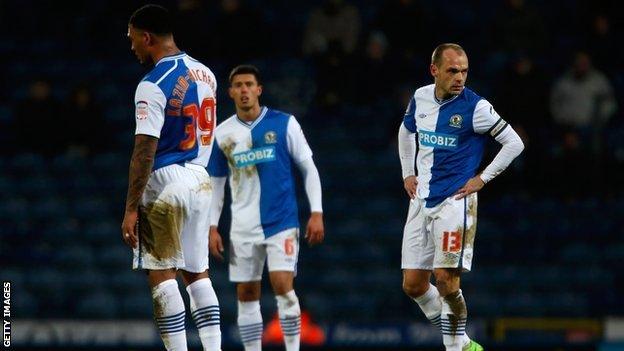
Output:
[120, 293, 155, 318]
[76, 291, 120, 318]
[56, 245, 95, 269]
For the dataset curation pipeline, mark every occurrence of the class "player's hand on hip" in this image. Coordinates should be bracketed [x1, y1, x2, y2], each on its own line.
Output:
[121, 210, 139, 249]
[209, 226, 225, 261]
[455, 175, 485, 199]
[403, 175, 418, 199]
[305, 212, 324, 246]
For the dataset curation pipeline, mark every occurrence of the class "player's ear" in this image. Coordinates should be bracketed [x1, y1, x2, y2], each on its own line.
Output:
[257, 85, 262, 96]
[228, 86, 234, 99]
[430, 63, 438, 78]
[144, 31, 154, 47]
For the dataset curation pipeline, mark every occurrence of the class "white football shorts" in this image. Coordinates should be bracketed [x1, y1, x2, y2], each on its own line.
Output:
[229, 228, 299, 282]
[132, 163, 212, 273]
[401, 193, 477, 272]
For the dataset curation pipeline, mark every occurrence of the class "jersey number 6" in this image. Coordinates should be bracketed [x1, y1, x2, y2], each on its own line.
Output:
[179, 97, 216, 150]
[284, 237, 295, 256]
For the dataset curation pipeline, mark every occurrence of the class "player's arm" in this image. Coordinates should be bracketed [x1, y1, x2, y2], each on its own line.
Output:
[287, 116, 324, 246]
[121, 81, 165, 248]
[122, 135, 158, 248]
[398, 96, 418, 199]
[296, 158, 323, 245]
[207, 138, 229, 260]
[455, 100, 524, 199]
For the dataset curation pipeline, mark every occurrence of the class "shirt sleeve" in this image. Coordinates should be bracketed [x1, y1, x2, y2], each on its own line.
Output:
[296, 158, 323, 213]
[402, 96, 417, 133]
[134, 81, 166, 138]
[207, 137, 229, 177]
[209, 176, 227, 226]
[286, 116, 313, 164]
[479, 125, 524, 183]
[473, 99, 509, 137]
[398, 123, 416, 179]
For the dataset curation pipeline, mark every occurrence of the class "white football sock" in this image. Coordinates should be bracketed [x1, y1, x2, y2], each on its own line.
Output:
[152, 279, 187, 351]
[237, 300, 263, 351]
[441, 289, 469, 351]
[186, 278, 221, 351]
[413, 284, 443, 330]
[276, 290, 301, 351]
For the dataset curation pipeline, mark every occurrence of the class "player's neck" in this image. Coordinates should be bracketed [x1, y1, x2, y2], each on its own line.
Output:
[237, 107, 261, 122]
[434, 86, 453, 102]
[237, 104, 262, 122]
[152, 42, 182, 65]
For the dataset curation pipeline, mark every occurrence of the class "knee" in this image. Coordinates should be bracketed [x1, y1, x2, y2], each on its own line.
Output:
[402, 279, 429, 299]
[276, 290, 300, 317]
[269, 272, 294, 295]
[147, 269, 177, 288]
[272, 281, 293, 296]
[238, 289, 257, 301]
[180, 270, 209, 286]
[433, 269, 460, 296]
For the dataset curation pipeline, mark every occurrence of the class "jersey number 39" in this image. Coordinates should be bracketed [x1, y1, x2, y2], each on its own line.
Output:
[179, 97, 216, 150]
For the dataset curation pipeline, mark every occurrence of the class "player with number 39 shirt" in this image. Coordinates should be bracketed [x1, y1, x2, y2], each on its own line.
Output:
[208, 65, 324, 351]
[398, 44, 524, 351]
[121, 5, 221, 351]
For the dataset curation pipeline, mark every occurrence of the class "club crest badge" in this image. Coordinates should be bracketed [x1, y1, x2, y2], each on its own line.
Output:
[449, 114, 463, 128]
[264, 131, 277, 144]
[136, 101, 148, 120]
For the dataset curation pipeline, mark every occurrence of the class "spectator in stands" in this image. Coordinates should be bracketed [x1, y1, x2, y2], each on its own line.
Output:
[550, 51, 617, 197]
[550, 51, 617, 146]
[14, 79, 63, 155]
[585, 14, 621, 74]
[494, 0, 547, 55]
[302, 0, 360, 56]
[174, 0, 214, 61]
[495, 55, 549, 193]
[496, 55, 549, 138]
[374, 0, 429, 59]
[355, 31, 395, 104]
[313, 40, 356, 109]
[215, 0, 266, 61]
[63, 84, 106, 155]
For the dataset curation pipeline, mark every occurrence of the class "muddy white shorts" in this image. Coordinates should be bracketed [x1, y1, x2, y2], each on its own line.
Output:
[401, 193, 477, 272]
[132, 163, 212, 273]
[229, 228, 299, 282]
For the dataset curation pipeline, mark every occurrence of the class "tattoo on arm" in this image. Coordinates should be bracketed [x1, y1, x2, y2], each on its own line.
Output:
[125, 135, 158, 212]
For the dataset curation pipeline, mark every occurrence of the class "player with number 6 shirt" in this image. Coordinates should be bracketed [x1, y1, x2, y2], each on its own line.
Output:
[208, 65, 324, 351]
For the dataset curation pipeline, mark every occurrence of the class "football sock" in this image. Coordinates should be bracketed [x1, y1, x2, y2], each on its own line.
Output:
[186, 278, 221, 351]
[237, 300, 263, 351]
[414, 284, 443, 330]
[441, 289, 469, 351]
[276, 290, 301, 351]
[152, 279, 187, 351]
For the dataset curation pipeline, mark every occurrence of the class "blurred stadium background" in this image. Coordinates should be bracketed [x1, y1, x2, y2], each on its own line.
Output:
[1, 0, 624, 350]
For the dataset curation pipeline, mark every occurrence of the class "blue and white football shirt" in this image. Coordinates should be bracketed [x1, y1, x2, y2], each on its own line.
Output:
[208, 107, 313, 241]
[134, 52, 217, 170]
[403, 84, 508, 207]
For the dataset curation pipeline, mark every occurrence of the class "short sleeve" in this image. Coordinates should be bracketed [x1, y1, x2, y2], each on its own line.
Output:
[134, 81, 166, 138]
[402, 96, 417, 133]
[286, 116, 313, 164]
[473, 99, 509, 137]
[207, 137, 229, 177]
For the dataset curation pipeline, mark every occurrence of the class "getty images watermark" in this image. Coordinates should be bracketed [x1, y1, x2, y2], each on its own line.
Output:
[3, 281, 10, 348]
